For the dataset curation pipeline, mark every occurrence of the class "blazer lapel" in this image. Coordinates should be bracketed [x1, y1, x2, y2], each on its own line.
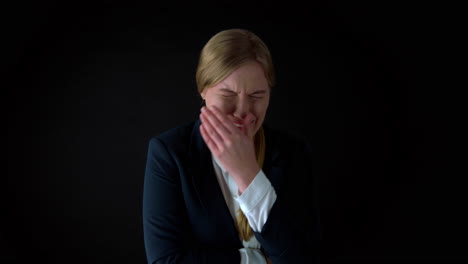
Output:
[187, 119, 241, 243]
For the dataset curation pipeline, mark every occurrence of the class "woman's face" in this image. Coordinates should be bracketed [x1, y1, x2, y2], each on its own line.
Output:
[201, 60, 270, 139]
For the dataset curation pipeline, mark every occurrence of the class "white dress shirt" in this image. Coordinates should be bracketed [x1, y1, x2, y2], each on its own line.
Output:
[212, 156, 277, 264]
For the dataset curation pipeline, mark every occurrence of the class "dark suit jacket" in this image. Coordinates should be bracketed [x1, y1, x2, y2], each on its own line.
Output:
[143, 119, 320, 264]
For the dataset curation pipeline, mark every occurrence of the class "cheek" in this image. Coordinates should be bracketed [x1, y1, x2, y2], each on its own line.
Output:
[207, 99, 233, 114]
[254, 101, 269, 116]
[219, 99, 237, 112]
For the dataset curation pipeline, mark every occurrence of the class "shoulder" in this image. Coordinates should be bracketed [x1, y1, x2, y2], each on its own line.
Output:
[147, 119, 197, 155]
[155, 120, 196, 143]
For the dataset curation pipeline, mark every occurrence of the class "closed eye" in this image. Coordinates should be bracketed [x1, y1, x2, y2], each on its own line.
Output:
[219, 92, 264, 99]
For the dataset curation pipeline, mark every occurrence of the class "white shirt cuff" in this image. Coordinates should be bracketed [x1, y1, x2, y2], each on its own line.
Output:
[236, 170, 277, 232]
[239, 248, 267, 264]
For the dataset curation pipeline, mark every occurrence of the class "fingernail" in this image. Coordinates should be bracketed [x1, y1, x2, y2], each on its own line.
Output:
[201, 107, 205, 112]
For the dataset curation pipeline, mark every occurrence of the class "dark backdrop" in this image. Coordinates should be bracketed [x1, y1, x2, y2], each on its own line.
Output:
[5, 1, 465, 263]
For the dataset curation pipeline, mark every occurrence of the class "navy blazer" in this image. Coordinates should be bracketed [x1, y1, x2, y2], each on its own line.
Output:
[143, 119, 320, 264]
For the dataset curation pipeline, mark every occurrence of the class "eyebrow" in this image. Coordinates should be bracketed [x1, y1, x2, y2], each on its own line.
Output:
[219, 88, 267, 95]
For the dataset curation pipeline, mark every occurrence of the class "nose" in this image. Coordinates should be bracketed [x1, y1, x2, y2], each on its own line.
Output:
[232, 95, 253, 122]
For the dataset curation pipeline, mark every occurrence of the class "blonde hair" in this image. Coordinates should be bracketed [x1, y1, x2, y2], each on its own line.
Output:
[196, 29, 273, 241]
[196, 28, 275, 94]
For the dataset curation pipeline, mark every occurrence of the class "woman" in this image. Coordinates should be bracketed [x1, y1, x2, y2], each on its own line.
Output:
[143, 29, 320, 263]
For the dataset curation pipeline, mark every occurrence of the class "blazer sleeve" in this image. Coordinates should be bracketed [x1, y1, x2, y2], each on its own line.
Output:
[254, 138, 321, 263]
[142, 137, 241, 264]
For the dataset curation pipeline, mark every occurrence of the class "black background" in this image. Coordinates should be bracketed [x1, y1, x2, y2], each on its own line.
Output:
[5, 1, 465, 263]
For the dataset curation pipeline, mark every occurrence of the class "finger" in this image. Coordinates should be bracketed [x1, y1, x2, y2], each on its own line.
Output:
[244, 112, 256, 126]
[207, 106, 239, 135]
[202, 107, 236, 142]
[200, 112, 225, 152]
[200, 124, 219, 154]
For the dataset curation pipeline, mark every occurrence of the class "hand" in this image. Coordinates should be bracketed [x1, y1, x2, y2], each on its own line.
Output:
[199, 105, 260, 194]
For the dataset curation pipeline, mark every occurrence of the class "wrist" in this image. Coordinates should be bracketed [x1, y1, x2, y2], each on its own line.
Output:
[236, 164, 260, 194]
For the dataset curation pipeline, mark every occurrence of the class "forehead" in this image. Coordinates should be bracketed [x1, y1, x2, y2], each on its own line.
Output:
[212, 61, 269, 91]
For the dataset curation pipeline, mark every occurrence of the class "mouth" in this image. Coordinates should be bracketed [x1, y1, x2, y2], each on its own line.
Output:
[231, 117, 256, 133]
[233, 121, 256, 134]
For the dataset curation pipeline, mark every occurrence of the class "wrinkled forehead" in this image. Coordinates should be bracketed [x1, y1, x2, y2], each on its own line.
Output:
[212, 62, 269, 92]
